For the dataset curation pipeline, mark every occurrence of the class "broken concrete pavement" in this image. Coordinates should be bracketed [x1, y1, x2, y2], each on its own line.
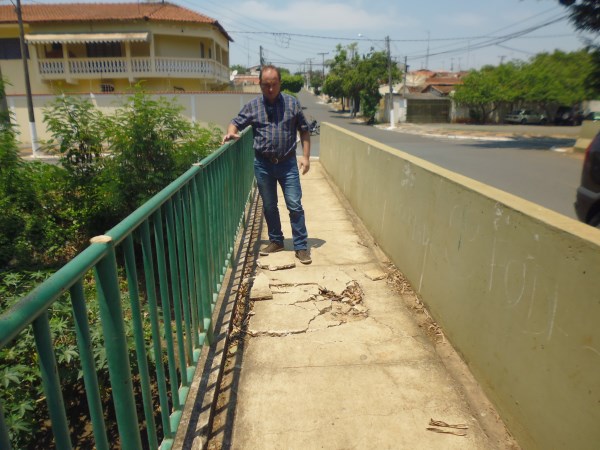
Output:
[219, 162, 519, 450]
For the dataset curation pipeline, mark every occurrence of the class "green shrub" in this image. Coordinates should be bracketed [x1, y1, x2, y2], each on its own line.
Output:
[0, 270, 158, 449]
[1, 84, 222, 447]
[104, 87, 220, 215]
[174, 122, 222, 169]
[43, 95, 105, 181]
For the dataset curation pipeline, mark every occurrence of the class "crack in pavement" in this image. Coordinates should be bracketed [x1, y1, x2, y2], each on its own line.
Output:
[247, 279, 369, 337]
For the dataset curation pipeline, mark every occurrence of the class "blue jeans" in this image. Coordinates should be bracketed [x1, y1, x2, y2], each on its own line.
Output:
[254, 156, 308, 250]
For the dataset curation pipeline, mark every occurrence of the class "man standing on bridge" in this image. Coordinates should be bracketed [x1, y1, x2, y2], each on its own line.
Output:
[222, 65, 312, 264]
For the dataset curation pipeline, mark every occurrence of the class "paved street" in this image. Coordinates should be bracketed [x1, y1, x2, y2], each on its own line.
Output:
[297, 90, 583, 220]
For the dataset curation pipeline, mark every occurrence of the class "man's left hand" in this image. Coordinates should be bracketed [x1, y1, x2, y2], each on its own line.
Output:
[299, 156, 310, 175]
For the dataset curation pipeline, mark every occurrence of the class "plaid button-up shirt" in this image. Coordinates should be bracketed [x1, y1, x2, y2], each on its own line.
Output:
[231, 93, 309, 160]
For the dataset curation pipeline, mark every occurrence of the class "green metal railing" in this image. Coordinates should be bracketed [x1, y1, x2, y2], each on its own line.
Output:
[0, 129, 254, 450]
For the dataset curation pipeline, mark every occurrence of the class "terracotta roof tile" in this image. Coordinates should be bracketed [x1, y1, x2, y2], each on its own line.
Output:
[0, 2, 232, 40]
[424, 77, 464, 85]
[422, 85, 457, 94]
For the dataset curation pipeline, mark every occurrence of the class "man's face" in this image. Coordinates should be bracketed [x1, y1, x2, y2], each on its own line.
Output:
[260, 69, 281, 104]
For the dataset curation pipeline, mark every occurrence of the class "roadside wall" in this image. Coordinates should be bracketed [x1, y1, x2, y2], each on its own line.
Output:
[6, 92, 259, 147]
[574, 119, 600, 153]
[320, 122, 600, 450]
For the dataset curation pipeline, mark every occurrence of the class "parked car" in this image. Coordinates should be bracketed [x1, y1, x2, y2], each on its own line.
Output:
[553, 106, 583, 126]
[583, 111, 600, 122]
[575, 132, 600, 227]
[504, 109, 547, 125]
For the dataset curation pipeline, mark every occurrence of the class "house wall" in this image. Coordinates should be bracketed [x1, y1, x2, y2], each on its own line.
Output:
[6, 91, 259, 147]
[320, 122, 600, 450]
[155, 35, 200, 58]
[407, 97, 450, 123]
[1, 23, 36, 94]
[0, 20, 229, 96]
[450, 99, 472, 123]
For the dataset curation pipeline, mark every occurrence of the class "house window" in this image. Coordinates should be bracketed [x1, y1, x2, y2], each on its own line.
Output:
[200, 43, 205, 58]
[100, 83, 115, 92]
[45, 43, 63, 58]
[208, 48, 212, 59]
[86, 42, 122, 58]
[0, 38, 25, 60]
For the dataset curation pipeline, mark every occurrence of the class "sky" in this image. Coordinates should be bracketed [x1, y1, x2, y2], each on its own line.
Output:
[14, 0, 600, 73]
[187, 0, 597, 73]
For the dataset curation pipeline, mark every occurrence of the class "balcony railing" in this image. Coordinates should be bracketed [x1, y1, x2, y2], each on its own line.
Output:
[0, 129, 255, 450]
[36, 56, 230, 82]
[70, 58, 127, 74]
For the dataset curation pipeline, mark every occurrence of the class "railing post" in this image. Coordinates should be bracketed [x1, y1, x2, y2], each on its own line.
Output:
[181, 185, 199, 354]
[165, 197, 188, 387]
[139, 221, 172, 439]
[0, 403, 11, 450]
[152, 210, 182, 415]
[32, 312, 73, 450]
[92, 235, 142, 450]
[70, 280, 110, 450]
[122, 235, 159, 450]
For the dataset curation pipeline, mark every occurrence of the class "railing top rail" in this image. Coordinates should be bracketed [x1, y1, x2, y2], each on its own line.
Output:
[0, 244, 106, 347]
[198, 127, 249, 168]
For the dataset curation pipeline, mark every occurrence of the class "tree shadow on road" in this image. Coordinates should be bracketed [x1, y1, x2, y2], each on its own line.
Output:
[462, 136, 576, 151]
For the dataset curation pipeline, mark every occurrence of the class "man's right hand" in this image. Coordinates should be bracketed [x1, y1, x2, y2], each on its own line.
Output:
[222, 132, 240, 144]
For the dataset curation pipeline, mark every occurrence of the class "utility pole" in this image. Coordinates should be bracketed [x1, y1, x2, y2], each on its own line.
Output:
[260, 45, 265, 66]
[403, 56, 408, 98]
[317, 52, 328, 79]
[386, 36, 394, 128]
[16, 0, 40, 156]
[0, 65, 9, 127]
[425, 31, 430, 70]
[246, 37, 250, 67]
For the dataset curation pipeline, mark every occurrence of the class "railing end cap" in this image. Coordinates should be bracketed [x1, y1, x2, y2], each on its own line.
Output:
[90, 235, 113, 244]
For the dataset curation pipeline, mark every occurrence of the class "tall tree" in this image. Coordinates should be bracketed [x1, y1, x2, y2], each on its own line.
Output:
[323, 43, 400, 121]
[323, 44, 352, 110]
[281, 73, 304, 93]
[230, 64, 247, 74]
[558, 0, 600, 33]
[356, 49, 400, 123]
[558, 0, 600, 97]
[525, 50, 593, 107]
[454, 50, 594, 122]
[453, 66, 503, 123]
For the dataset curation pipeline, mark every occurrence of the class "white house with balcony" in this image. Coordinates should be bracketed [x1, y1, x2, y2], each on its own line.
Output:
[0, 1, 232, 95]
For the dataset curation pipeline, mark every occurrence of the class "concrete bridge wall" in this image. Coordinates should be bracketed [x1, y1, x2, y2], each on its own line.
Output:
[574, 119, 600, 153]
[320, 122, 600, 450]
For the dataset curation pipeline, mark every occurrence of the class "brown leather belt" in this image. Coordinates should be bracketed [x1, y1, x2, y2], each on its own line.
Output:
[255, 152, 295, 164]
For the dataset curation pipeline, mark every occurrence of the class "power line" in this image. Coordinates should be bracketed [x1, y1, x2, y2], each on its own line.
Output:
[407, 14, 569, 60]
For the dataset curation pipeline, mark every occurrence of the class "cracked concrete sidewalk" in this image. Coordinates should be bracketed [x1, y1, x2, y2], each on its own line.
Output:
[229, 160, 515, 450]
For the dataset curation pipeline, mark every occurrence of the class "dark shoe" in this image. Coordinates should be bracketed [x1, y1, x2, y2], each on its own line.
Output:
[260, 241, 284, 256]
[295, 249, 312, 264]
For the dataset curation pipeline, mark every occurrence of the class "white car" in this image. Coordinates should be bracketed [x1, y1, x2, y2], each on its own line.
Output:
[504, 109, 547, 125]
